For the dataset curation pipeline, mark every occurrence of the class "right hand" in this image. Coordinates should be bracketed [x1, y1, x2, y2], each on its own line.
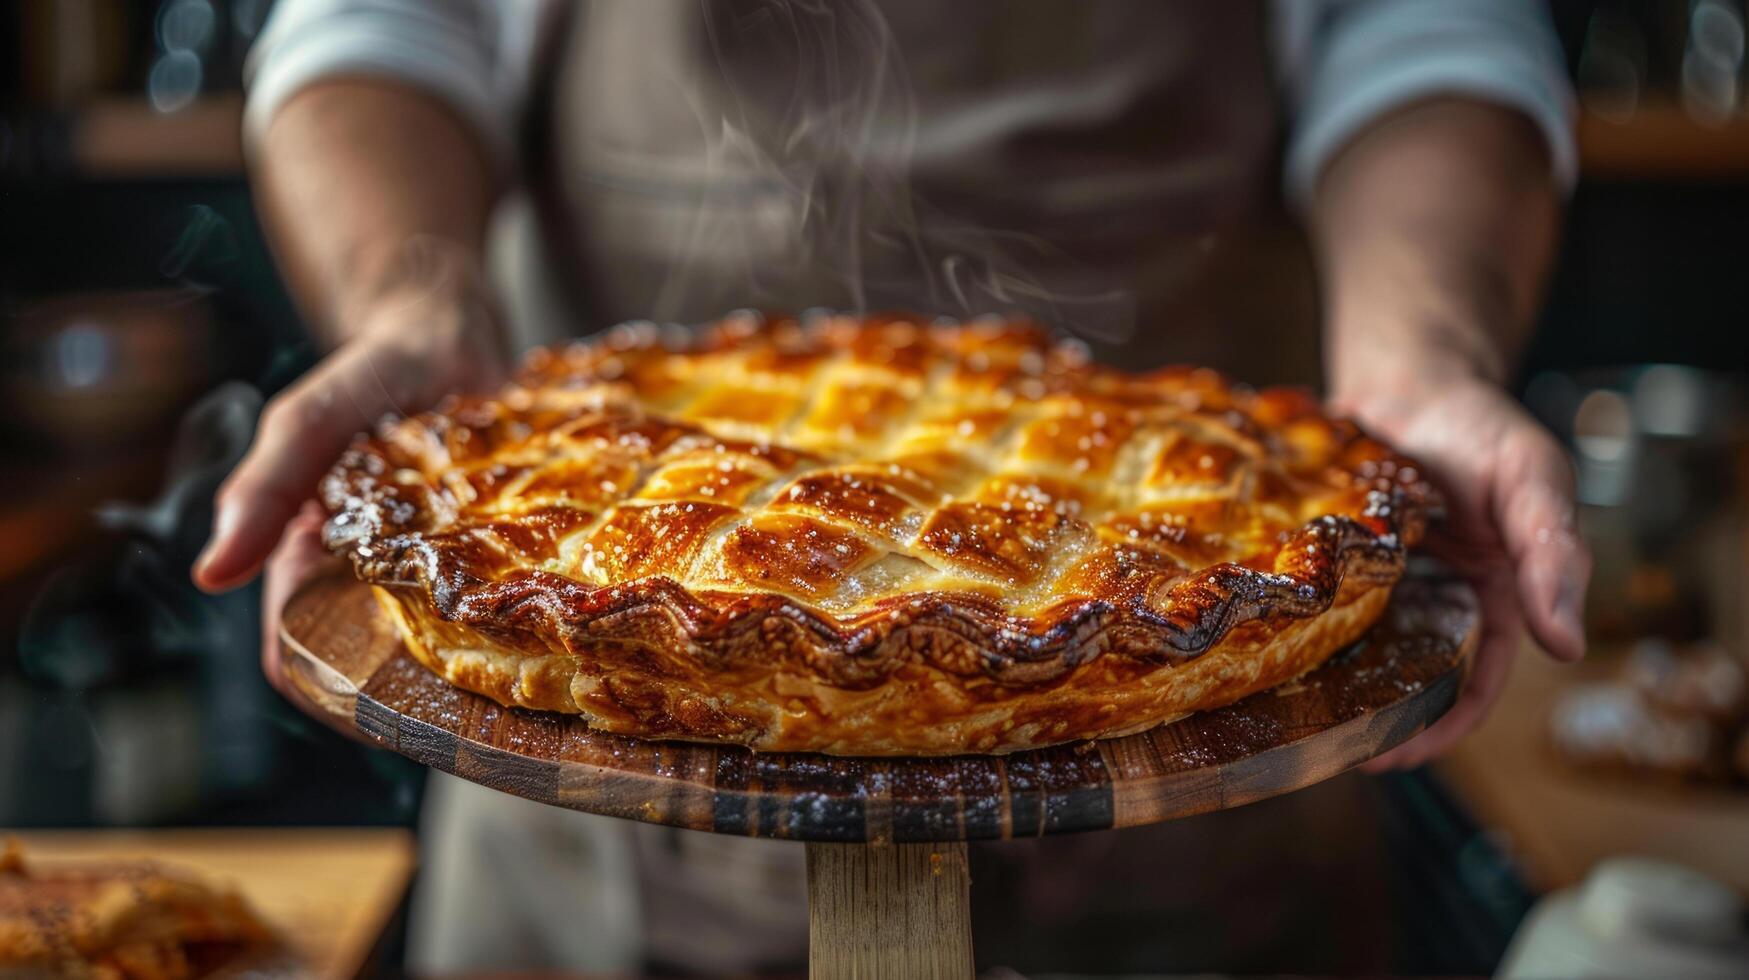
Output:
[192, 258, 507, 700]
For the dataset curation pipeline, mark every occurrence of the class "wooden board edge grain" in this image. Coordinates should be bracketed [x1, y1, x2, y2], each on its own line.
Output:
[1107, 659, 1468, 827]
[280, 573, 397, 719]
[280, 569, 1477, 842]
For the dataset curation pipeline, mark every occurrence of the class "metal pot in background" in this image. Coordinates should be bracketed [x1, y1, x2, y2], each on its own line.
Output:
[1524, 364, 1748, 652]
[1529, 365, 1749, 787]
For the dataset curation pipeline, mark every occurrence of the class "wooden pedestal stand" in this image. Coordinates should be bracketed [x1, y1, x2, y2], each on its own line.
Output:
[282, 568, 1475, 979]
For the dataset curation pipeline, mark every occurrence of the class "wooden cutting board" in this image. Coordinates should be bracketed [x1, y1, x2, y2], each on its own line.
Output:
[11, 828, 415, 979]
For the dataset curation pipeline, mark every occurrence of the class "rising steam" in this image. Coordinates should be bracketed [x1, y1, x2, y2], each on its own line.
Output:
[678, 0, 1135, 341]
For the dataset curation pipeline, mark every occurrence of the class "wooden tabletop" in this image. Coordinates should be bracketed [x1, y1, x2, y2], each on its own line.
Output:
[1438, 648, 1749, 895]
[11, 827, 416, 979]
[283, 567, 1476, 843]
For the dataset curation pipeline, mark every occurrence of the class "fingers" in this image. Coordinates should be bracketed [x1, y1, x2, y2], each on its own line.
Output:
[1490, 419, 1590, 663]
[1345, 383, 1589, 773]
[1364, 568, 1521, 772]
[192, 341, 416, 592]
[261, 501, 384, 745]
[1363, 628, 1512, 770]
[259, 501, 334, 690]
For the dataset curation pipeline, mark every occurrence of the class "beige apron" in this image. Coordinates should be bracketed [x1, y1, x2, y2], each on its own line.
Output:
[415, 4, 1365, 975]
[532, 0, 1285, 364]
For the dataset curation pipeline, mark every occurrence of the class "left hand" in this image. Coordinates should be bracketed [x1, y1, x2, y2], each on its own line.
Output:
[1334, 375, 1590, 771]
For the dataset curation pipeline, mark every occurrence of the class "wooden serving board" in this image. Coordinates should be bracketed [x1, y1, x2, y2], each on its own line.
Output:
[281, 567, 1476, 843]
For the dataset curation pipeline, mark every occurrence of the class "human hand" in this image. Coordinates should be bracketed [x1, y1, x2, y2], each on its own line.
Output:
[191, 258, 506, 701]
[1335, 374, 1591, 771]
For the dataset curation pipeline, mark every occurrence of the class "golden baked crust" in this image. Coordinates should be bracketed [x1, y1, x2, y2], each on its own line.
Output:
[0, 840, 269, 979]
[321, 313, 1431, 755]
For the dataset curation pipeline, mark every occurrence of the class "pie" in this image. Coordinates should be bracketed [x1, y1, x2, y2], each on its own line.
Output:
[0, 840, 269, 979]
[321, 313, 1431, 755]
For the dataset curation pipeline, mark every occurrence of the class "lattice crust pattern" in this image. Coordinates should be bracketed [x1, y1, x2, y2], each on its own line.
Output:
[321, 313, 1433, 754]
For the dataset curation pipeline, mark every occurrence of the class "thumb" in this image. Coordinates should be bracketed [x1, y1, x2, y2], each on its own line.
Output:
[1491, 419, 1590, 662]
[193, 340, 421, 592]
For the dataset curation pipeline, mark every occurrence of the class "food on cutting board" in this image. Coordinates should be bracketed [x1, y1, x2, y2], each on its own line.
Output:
[0, 839, 271, 980]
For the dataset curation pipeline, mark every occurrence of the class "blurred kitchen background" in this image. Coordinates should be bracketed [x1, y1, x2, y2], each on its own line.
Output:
[2, 1, 1748, 977]
[0, 0, 424, 832]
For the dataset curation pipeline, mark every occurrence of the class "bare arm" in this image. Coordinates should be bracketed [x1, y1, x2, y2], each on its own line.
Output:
[252, 78, 498, 340]
[1309, 98, 1590, 768]
[195, 79, 507, 599]
[1313, 97, 1559, 402]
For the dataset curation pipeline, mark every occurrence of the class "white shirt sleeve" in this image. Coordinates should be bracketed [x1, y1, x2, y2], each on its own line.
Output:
[243, 0, 546, 171]
[1275, 0, 1577, 210]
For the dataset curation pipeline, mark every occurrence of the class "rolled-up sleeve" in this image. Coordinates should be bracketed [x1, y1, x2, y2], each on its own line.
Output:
[244, 0, 539, 170]
[1279, 0, 1576, 209]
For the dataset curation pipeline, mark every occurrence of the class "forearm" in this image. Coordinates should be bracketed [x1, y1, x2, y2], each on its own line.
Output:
[1310, 98, 1561, 409]
[1304, 98, 1587, 770]
[251, 77, 498, 344]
